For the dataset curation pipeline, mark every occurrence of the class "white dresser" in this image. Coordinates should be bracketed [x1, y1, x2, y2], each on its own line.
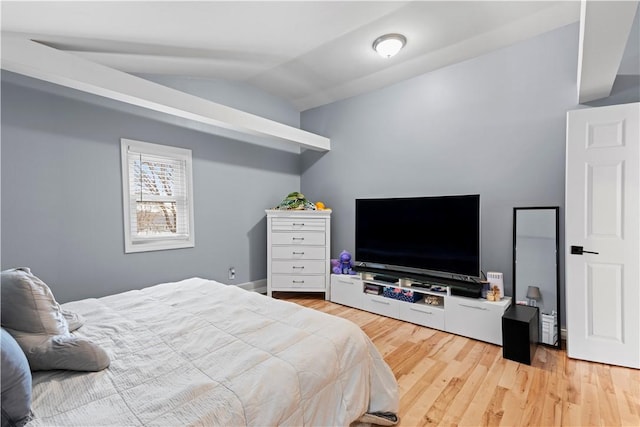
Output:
[266, 209, 331, 299]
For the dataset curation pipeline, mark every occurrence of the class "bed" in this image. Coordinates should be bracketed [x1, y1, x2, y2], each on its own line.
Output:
[19, 277, 399, 426]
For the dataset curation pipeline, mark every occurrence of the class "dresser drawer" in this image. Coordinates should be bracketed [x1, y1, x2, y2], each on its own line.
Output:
[271, 218, 326, 231]
[271, 260, 326, 274]
[400, 302, 445, 330]
[271, 232, 325, 246]
[271, 274, 326, 289]
[271, 246, 326, 260]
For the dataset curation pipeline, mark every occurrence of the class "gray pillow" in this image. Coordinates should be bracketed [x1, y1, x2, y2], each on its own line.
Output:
[1, 268, 110, 372]
[0, 267, 85, 333]
[63, 309, 85, 332]
[16, 334, 110, 372]
[1, 267, 68, 335]
[1, 328, 32, 427]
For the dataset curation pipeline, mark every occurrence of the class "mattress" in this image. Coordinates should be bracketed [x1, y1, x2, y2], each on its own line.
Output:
[27, 277, 399, 426]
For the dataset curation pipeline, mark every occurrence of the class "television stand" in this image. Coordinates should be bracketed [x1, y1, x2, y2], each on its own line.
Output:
[330, 273, 511, 346]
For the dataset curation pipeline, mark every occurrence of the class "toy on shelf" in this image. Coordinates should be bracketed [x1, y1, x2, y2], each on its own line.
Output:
[332, 250, 356, 275]
[274, 192, 317, 210]
[486, 285, 501, 301]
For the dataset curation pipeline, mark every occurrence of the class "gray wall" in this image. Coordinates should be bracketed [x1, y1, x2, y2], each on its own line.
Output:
[1, 73, 300, 303]
[300, 23, 581, 298]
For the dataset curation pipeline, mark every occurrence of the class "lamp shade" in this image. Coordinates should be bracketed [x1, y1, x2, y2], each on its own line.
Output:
[526, 286, 541, 300]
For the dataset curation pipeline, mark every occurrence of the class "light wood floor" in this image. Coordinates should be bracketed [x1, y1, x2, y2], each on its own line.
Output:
[278, 293, 640, 427]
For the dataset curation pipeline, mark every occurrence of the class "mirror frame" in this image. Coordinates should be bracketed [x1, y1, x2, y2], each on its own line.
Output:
[512, 206, 561, 349]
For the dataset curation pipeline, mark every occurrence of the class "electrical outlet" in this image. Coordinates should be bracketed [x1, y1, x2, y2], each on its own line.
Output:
[228, 267, 236, 280]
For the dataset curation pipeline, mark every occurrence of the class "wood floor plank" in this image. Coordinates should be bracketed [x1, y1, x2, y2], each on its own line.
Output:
[610, 364, 640, 425]
[399, 360, 449, 425]
[517, 367, 547, 426]
[403, 361, 469, 426]
[539, 363, 563, 427]
[439, 363, 491, 426]
[581, 382, 601, 426]
[498, 365, 531, 426]
[456, 353, 506, 426]
[281, 294, 640, 427]
[564, 354, 582, 405]
[421, 360, 476, 426]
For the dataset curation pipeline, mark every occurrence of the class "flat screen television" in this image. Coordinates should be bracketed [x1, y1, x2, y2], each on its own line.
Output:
[355, 194, 481, 280]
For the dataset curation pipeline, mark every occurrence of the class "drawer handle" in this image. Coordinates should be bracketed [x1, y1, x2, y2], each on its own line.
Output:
[292, 237, 305, 241]
[459, 304, 488, 311]
[292, 223, 305, 226]
[292, 280, 305, 284]
[292, 266, 305, 270]
[292, 251, 305, 255]
[410, 307, 433, 315]
[338, 279, 353, 284]
[372, 299, 390, 305]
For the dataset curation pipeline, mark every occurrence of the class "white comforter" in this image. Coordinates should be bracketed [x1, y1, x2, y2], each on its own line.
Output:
[28, 278, 398, 426]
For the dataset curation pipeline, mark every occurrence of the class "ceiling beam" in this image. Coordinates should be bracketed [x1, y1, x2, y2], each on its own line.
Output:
[1, 32, 330, 152]
[577, 0, 639, 104]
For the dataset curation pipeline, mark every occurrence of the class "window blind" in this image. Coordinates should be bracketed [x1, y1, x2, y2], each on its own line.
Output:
[127, 149, 190, 240]
[121, 138, 194, 253]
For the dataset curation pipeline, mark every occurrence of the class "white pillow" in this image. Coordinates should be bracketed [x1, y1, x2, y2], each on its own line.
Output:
[1, 268, 110, 372]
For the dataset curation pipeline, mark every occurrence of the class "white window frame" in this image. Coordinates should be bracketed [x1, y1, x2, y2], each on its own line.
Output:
[121, 138, 195, 253]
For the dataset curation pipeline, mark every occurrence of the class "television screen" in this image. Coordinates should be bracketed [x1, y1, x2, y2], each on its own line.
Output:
[355, 194, 480, 278]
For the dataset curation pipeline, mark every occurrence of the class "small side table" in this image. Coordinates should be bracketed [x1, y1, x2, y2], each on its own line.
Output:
[502, 305, 539, 365]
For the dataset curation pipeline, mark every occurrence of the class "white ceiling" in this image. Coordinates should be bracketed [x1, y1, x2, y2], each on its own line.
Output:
[1, 0, 594, 111]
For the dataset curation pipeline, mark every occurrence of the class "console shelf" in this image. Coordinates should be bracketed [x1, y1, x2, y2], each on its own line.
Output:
[331, 273, 511, 345]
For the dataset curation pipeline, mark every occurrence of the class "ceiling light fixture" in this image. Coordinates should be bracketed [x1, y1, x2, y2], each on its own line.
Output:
[372, 33, 407, 58]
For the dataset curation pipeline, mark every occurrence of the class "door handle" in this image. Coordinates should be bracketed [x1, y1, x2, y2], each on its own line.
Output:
[571, 245, 599, 255]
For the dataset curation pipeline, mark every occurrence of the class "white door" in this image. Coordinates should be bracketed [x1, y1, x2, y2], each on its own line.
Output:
[566, 102, 639, 369]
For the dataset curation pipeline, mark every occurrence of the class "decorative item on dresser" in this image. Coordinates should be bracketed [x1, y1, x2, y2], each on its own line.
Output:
[266, 209, 331, 299]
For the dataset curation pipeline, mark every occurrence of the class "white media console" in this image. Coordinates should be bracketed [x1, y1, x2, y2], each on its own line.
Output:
[331, 273, 511, 345]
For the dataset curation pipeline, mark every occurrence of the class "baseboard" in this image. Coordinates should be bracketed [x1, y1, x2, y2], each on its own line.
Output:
[236, 279, 267, 294]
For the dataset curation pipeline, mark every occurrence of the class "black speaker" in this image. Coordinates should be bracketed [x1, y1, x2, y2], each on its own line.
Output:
[502, 305, 539, 365]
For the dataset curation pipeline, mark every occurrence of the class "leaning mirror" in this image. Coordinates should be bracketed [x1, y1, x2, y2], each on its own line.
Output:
[513, 207, 561, 348]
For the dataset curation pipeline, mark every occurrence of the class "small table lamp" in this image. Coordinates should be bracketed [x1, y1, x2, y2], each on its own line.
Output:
[527, 286, 541, 307]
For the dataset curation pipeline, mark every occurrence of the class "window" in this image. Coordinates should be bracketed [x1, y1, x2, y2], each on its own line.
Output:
[121, 139, 194, 253]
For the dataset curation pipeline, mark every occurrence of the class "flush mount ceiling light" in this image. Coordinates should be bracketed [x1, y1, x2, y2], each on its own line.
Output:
[372, 33, 407, 58]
